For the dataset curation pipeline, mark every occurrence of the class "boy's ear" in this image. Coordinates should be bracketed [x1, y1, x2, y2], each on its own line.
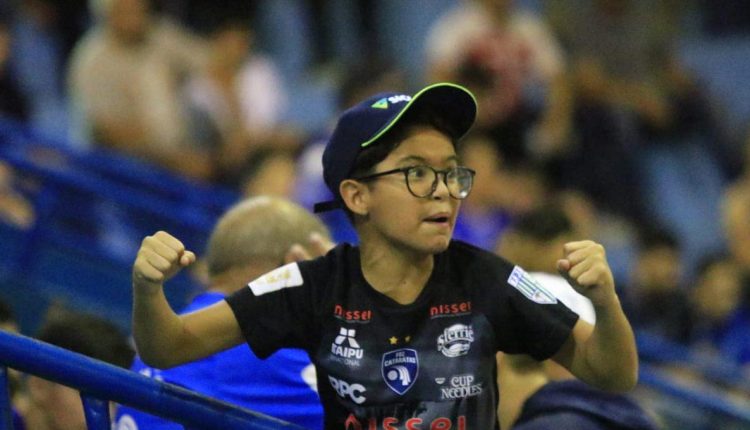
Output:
[340, 179, 370, 216]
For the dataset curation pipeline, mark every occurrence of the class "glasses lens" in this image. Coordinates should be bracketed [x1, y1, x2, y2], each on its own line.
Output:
[447, 167, 474, 199]
[406, 165, 437, 197]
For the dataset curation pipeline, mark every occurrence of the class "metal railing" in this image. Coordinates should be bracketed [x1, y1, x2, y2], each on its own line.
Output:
[0, 330, 302, 430]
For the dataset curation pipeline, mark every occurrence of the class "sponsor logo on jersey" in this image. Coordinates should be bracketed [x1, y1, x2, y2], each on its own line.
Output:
[507, 266, 558, 304]
[429, 301, 472, 318]
[332, 327, 364, 363]
[247, 263, 303, 296]
[437, 324, 474, 358]
[328, 376, 367, 404]
[344, 414, 466, 430]
[382, 349, 419, 395]
[334, 305, 373, 323]
[437, 374, 483, 400]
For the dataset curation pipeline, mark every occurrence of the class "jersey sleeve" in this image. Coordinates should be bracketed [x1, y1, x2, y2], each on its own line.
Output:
[225, 262, 317, 358]
[495, 265, 579, 360]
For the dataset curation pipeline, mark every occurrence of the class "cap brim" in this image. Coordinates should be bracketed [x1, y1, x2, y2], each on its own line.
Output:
[361, 82, 477, 148]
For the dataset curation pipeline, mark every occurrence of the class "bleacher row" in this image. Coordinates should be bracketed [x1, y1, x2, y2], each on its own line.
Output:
[1, 119, 750, 429]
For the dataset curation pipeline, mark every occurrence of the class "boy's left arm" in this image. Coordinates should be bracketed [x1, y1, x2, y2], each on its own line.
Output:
[551, 240, 638, 392]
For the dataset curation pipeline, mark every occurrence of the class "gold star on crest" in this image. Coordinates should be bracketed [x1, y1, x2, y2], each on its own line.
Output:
[389, 336, 398, 345]
[405, 335, 411, 343]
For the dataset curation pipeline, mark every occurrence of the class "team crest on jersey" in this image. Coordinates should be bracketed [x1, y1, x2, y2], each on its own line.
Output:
[437, 324, 474, 358]
[247, 263, 303, 296]
[382, 349, 419, 395]
[507, 266, 558, 304]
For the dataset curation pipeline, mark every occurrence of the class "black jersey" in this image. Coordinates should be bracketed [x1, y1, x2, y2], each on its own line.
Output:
[226, 241, 578, 429]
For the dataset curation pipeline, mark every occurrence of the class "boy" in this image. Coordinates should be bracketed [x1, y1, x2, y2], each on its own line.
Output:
[131, 83, 637, 428]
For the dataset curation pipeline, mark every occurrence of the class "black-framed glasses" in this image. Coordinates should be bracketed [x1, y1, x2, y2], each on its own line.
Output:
[354, 165, 476, 199]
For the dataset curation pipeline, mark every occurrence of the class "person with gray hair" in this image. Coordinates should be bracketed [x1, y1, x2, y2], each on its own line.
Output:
[115, 196, 331, 429]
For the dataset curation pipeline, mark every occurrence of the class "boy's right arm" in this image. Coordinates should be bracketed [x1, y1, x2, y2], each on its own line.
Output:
[132, 231, 244, 369]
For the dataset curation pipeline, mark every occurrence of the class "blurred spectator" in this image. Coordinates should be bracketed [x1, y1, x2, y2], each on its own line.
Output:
[15, 310, 133, 430]
[68, 0, 212, 181]
[7, 0, 79, 136]
[237, 147, 298, 199]
[0, 161, 35, 229]
[426, 0, 573, 166]
[496, 205, 657, 430]
[452, 133, 513, 250]
[304, 0, 380, 69]
[185, 15, 298, 186]
[0, 298, 24, 430]
[690, 254, 750, 368]
[454, 131, 553, 251]
[163, 0, 258, 35]
[496, 203, 575, 273]
[623, 225, 692, 344]
[0, 12, 29, 122]
[546, 0, 728, 254]
[115, 196, 328, 429]
[0, 299, 18, 333]
[722, 135, 750, 277]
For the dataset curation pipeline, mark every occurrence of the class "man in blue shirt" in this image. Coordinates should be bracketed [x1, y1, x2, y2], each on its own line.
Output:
[115, 196, 329, 429]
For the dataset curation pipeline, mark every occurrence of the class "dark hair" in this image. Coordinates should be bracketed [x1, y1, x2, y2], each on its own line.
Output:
[513, 204, 573, 241]
[695, 253, 732, 279]
[238, 147, 296, 189]
[344, 109, 458, 221]
[37, 311, 134, 368]
[0, 298, 15, 326]
[638, 225, 679, 252]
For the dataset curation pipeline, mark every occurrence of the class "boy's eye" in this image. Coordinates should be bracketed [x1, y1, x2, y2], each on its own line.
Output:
[408, 166, 432, 181]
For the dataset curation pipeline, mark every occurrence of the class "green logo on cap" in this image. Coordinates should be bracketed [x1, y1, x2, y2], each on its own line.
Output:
[371, 98, 389, 109]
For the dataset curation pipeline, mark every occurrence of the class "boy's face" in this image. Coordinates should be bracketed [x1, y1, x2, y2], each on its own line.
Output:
[360, 126, 461, 254]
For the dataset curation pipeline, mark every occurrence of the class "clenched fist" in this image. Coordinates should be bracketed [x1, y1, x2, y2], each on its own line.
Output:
[133, 231, 196, 294]
[556, 240, 617, 308]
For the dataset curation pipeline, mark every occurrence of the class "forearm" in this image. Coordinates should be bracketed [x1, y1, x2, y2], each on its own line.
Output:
[132, 284, 189, 368]
[577, 296, 638, 391]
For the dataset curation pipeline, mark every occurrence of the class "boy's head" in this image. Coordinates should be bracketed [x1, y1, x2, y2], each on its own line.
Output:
[314, 83, 477, 214]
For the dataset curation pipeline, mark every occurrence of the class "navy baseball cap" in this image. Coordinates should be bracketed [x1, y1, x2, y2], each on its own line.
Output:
[313, 82, 477, 213]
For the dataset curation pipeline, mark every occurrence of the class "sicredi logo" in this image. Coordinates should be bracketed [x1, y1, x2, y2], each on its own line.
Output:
[437, 324, 474, 358]
[328, 376, 367, 404]
[332, 327, 363, 359]
[387, 95, 411, 104]
[370, 95, 412, 109]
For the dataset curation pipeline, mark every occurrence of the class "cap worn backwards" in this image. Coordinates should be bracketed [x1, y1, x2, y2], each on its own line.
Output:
[313, 82, 477, 213]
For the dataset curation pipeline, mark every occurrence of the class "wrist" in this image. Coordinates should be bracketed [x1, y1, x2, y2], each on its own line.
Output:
[591, 292, 621, 311]
[133, 279, 164, 298]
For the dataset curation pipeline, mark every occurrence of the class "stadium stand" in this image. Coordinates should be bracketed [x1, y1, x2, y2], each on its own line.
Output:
[2, 116, 750, 429]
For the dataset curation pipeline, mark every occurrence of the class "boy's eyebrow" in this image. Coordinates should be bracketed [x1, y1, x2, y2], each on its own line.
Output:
[396, 155, 460, 165]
